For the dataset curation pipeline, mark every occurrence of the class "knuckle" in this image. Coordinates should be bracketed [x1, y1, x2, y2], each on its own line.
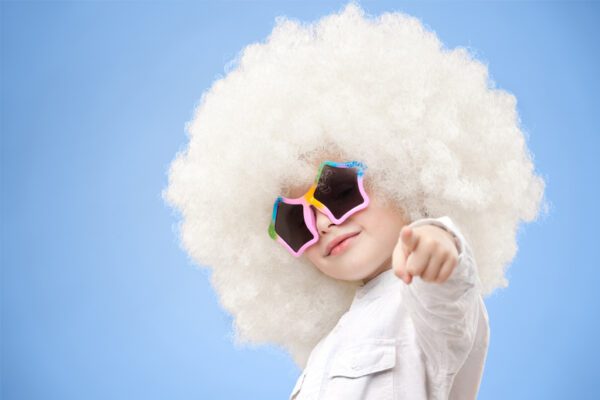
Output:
[423, 237, 435, 248]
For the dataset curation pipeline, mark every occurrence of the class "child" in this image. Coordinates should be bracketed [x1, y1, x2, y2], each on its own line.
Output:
[163, 2, 546, 399]
[278, 152, 487, 399]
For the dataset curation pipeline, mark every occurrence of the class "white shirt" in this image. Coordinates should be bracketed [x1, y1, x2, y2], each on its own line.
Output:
[290, 216, 490, 400]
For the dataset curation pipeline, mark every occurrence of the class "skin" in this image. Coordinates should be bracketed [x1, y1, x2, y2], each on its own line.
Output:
[303, 193, 460, 285]
[303, 193, 409, 283]
[393, 223, 461, 285]
[288, 155, 460, 285]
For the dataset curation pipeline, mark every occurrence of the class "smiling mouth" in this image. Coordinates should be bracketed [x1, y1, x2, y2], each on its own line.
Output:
[327, 232, 360, 257]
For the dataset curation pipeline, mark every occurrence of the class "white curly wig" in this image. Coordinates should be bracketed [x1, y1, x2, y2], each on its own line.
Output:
[162, 1, 547, 368]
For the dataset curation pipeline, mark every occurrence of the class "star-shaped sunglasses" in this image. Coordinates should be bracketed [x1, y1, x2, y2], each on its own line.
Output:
[268, 160, 370, 257]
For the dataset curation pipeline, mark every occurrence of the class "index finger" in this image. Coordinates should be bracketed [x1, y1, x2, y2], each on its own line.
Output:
[401, 225, 419, 254]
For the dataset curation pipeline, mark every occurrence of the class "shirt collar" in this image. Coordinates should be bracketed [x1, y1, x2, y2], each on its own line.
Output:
[351, 267, 399, 305]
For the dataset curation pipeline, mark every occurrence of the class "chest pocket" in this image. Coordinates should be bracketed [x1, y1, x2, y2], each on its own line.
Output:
[325, 339, 397, 399]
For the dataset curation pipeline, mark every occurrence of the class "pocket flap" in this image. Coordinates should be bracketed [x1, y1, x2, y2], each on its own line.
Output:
[328, 339, 396, 379]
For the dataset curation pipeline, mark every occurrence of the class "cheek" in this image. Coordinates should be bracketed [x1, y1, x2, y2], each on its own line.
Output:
[358, 213, 402, 246]
[359, 229, 387, 253]
[303, 246, 322, 266]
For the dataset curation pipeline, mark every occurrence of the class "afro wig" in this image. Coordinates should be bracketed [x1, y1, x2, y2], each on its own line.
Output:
[162, 1, 547, 368]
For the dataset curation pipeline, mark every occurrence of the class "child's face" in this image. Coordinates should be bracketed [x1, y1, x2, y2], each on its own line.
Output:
[285, 158, 409, 284]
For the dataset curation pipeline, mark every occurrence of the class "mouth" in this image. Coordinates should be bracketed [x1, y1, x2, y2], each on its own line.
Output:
[326, 232, 361, 257]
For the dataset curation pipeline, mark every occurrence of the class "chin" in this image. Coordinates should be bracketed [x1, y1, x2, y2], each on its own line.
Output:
[330, 263, 375, 282]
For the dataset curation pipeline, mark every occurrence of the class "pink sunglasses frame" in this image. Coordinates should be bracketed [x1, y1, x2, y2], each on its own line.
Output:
[268, 160, 370, 257]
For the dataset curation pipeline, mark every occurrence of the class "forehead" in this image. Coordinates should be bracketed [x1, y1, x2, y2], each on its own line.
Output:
[284, 183, 312, 199]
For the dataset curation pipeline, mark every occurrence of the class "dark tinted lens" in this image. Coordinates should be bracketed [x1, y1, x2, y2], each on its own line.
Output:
[274, 202, 314, 252]
[314, 165, 364, 219]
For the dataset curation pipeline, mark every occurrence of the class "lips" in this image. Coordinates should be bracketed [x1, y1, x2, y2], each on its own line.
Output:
[325, 232, 361, 256]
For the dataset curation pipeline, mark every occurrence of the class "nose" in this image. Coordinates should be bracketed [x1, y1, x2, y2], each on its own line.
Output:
[311, 205, 335, 234]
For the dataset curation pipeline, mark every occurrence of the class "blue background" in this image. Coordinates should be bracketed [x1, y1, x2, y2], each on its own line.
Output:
[2, 1, 598, 399]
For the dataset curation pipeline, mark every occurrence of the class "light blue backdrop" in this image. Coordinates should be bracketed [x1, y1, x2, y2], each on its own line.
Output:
[2, 1, 598, 399]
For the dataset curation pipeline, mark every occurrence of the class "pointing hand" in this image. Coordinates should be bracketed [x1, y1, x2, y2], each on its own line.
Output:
[392, 224, 460, 285]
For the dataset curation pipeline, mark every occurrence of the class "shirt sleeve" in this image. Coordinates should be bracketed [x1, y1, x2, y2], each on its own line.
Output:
[399, 216, 482, 375]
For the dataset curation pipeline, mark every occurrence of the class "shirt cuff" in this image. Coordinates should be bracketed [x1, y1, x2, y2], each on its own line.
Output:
[407, 216, 467, 266]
